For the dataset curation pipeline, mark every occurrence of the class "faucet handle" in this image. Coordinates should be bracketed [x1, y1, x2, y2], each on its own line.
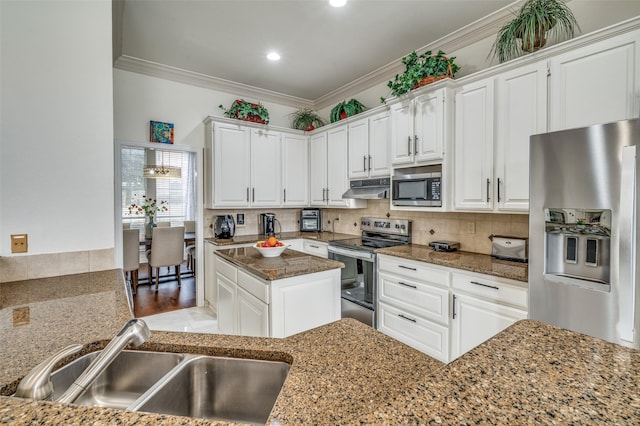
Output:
[15, 344, 83, 400]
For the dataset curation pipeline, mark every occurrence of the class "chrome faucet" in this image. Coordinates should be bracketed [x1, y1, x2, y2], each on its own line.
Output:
[16, 319, 150, 403]
[57, 318, 150, 404]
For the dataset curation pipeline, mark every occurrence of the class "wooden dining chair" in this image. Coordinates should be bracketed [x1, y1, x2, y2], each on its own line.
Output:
[122, 229, 140, 294]
[147, 226, 185, 291]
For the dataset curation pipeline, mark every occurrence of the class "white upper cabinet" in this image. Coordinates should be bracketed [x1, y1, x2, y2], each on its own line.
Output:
[391, 87, 449, 166]
[211, 122, 251, 208]
[250, 128, 282, 207]
[495, 62, 547, 212]
[549, 30, 639, 131]
[454, 62, 546, 212]
[309, 131, 328, 206]
[282, 133, 309, 206]
[454, 78, 495, 211]
[348, 112, 391, 179]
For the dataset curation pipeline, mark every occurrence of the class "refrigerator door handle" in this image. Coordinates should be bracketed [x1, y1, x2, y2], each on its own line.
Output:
[619, 145, 636, 343]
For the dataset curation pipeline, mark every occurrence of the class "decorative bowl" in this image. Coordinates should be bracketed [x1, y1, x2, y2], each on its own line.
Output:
[254, 242, 287, 258]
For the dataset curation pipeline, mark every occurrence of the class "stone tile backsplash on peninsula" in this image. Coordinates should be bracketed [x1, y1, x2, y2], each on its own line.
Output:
[205, 200, 528, 255]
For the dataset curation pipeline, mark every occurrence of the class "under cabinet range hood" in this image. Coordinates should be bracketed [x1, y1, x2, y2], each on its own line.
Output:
[342, 178, 390, 200]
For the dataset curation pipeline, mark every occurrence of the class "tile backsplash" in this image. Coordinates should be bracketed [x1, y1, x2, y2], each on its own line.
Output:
[0, 248, 115, 283]
[205, 200, 529, 255]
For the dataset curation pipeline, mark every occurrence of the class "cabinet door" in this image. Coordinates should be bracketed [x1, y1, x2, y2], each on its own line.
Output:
[237, 287, 269, 337]
[204, 244, 216, 310]
[450, 293, 527, 359]
[309, 132, 327, 206]
[414, 90, 445, 162]
[495, 63, 547, 212]
[390, 99, 414, 165]
[282, 133, 309, 206]
[348, 117, 369, 179]
[213, 124, 251, 207]
[250, 129, 281, 207]
[326, 127, 349, 206]
[454, 78, 494, 210]
[368, 112, 391, 177]
[216, 273, 237, 334]
[549, 31, 639, 131]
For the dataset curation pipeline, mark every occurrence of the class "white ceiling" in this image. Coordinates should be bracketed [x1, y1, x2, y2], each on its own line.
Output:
[114, 0, 515, 102]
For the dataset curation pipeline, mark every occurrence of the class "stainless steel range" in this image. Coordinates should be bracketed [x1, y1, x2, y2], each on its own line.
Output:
[328, 217, 411, 327]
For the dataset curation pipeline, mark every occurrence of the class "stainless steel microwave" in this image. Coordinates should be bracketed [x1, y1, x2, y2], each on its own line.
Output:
[392, 165, 442, 207]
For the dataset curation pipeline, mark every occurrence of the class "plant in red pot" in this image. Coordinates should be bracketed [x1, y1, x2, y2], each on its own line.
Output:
[219, 99, 270, 124]
[330, 99, 366, 123]
[289, 108, 326, 131]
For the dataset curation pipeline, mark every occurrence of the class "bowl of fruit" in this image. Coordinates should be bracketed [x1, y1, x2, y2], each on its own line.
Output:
[254, 236, 287, 257]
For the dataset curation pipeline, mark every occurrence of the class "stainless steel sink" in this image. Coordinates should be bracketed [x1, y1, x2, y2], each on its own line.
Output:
[132, 356, 290, 424]
[51, 350, 184, 408]
[49, 350, 290, 425]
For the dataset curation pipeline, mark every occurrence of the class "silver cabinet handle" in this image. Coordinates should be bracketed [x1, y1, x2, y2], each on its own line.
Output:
[398, 265, 417, 271]
[283, 188, 286, 203]
[452, 294, 457, 319]
[322, 188, 327, 202]
[497, 178, 502, 203]
[398, 281, 417, 289]
[246, 187, 249, 202]
[407, 136, 412, 155]
[470, 280, 499, 290]
[368, 155, 372, 171]
[414, 135, 418, 154]
[486, 178, 491, 202]
[309, 244, 320, 249]
[398, 313, 416, 323]
[325, 188, 329, 201]
[252, 187, 255, 202]
[363, 155, 367, 171]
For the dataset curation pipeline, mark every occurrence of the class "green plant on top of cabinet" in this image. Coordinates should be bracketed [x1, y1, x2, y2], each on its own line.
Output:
[330, 99, 366, 123]
[453, 62, 547, 212]
[390, 87, 451, 166]
[348, 111, 391, 179]
[288, 108, 325, 131]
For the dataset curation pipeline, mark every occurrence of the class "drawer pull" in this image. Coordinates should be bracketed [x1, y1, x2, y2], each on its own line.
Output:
[398, 313, 416, 323]
[470, 281, 499, 290]
[309, 244, 320, 249]
[398, 265, 417, 271]
[398, 281, 417, 289]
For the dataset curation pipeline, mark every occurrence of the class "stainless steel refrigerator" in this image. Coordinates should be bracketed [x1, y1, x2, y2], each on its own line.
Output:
[529, 118, 639, 348]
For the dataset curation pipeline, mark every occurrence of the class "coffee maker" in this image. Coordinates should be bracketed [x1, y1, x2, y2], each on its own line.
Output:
[259, 213, 280, 236]
[214, 215, 235, 239]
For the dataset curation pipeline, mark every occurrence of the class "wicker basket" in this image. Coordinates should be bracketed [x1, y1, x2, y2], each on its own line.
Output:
[411, 57, 454, 90]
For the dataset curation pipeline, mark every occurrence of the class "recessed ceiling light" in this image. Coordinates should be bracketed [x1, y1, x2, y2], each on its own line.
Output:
[330, 0, 347, 7]
[267, 52, 281, 61]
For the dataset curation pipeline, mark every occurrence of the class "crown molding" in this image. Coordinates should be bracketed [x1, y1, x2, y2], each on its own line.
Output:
[113, 55, 314, 109]
[313, 1, 523, 110]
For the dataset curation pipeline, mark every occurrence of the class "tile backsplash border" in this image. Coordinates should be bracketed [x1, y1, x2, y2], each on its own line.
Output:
[0, 248, 115, 283]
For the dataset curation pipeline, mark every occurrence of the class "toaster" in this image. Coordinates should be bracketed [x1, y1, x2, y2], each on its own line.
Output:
[490, 235, 528, 262]
[429, 241, 460, 252]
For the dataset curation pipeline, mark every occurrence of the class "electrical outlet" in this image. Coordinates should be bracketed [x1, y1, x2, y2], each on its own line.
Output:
[466, 222, 476, 234]
[11, 234, 28, 253]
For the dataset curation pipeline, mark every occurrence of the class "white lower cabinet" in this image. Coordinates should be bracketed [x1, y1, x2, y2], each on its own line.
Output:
[302, 239, 328, 258]
[215, 255, 340, 337]
[376, 254, 528, 362]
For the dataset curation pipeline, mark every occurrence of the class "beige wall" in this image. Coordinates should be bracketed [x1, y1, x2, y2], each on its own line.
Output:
[206, 201, 529, 255]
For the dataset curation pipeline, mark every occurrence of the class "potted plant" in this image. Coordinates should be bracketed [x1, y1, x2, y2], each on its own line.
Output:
[127, 194, 169, 239]
[219, 99, 270, 124]
[382, 50, 460, 103]
[489, 0, 579, 63]
[330, 99, 366, 123]
[289, 108, 326, 131]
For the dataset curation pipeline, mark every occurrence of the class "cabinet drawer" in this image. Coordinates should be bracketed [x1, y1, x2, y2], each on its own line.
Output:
[238, 269, 269, 304]
[303, 240, 328, 258]
[452, 272, 527, 309]
[378, 301, 449, 362]
[378, 272, 449, 325]
[214, 257, 237, 281]
[378, 254, 450, 287]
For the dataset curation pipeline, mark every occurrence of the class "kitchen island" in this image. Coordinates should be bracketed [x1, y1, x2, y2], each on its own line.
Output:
[2, 271, 640, 424]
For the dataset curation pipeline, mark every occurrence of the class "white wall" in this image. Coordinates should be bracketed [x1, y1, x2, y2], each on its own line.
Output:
[0, 0, 114, 256]
[113, 69, 300, 147]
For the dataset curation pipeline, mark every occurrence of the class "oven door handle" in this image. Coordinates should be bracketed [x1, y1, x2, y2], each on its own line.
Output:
[328, 245, 375, 261]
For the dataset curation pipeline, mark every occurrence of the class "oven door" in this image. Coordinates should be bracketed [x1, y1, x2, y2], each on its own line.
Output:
[328, 245, 376, 327]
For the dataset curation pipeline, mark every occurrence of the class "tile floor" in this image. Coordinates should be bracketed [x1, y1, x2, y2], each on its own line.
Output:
[141, 306, 218, 334]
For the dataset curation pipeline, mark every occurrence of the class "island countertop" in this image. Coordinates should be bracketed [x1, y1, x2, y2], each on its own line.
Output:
[214, 246, 344, 281]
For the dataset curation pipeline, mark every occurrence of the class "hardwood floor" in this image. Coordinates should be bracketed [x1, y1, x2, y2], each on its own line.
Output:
[132, 262, 196, 317]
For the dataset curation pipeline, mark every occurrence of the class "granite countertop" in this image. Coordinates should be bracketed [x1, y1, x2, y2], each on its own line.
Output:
[214, 246, 344, 281]
[377, 244, 529, 282]
[206, 231, 355, 246]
